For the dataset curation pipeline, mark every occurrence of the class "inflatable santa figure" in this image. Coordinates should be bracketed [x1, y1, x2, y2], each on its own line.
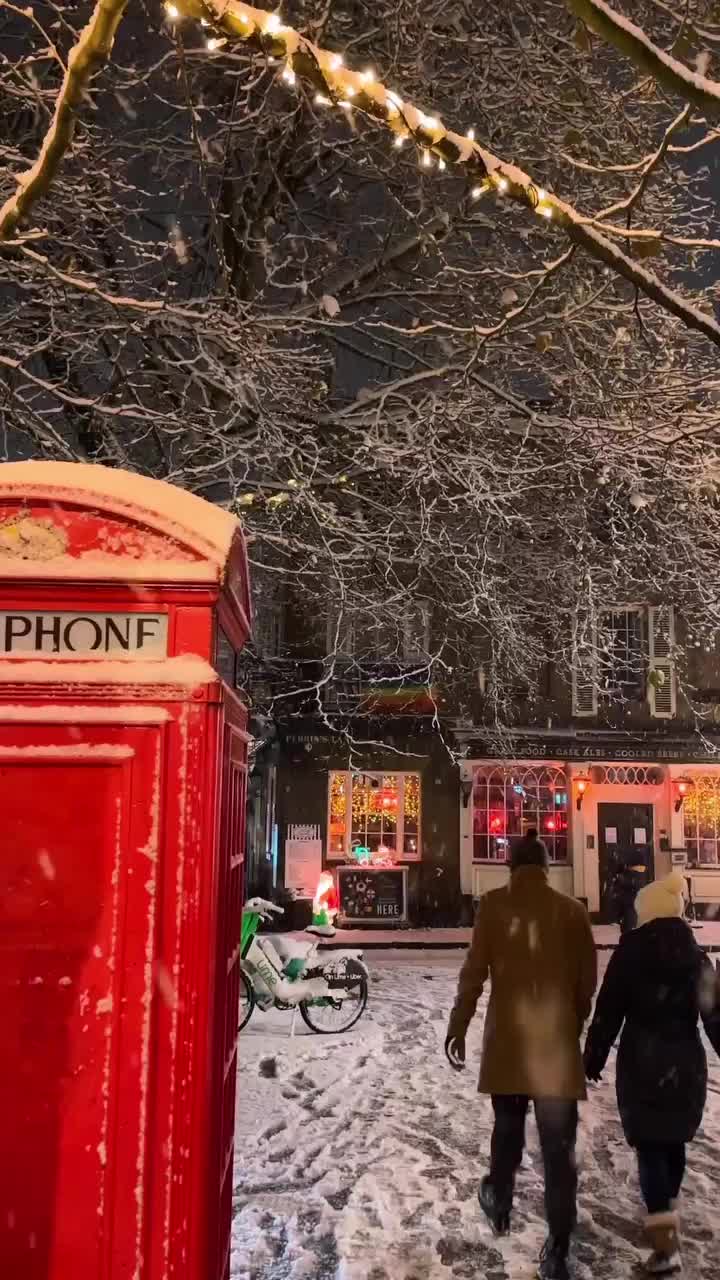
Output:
[307, 871, 339, 937]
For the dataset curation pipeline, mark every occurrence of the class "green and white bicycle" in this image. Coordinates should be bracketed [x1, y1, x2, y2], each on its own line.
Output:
[239, 898, 369, 1035]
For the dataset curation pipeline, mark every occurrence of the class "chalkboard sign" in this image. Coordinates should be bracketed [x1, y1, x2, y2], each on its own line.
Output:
[338, 866, 408, 924]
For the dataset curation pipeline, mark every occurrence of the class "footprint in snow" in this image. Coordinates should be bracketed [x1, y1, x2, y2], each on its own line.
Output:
[260, 1120, 287, 1141]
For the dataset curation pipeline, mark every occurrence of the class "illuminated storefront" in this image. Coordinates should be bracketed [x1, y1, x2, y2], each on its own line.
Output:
[460, 738, 720, 919]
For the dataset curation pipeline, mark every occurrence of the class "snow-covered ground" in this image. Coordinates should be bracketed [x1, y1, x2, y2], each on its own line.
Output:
[232, 951, 720, 1279]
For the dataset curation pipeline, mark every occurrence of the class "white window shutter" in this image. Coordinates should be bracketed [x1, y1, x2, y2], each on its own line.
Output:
[648, 605, 676, 718]
[572, 623, 598, 717]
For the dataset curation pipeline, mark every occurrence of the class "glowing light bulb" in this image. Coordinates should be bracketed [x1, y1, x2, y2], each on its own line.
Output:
[339, 99, 352, 109]
[497, 176, 509, 193]
[360, 68, 374, 83]
[330, 53, 343, 70]
[467, 127, 475, 140]
[420, 113, 440, 132]
[537, 188, 546, 202]
[394, 135, 405, 148]
[282, 65, 296, 84]
[265, 13, 282, 33]
[345, 86, 356, 97]
[314, 93, 331, 105]
[422, 150, 432, 168]
[471, 185, 485, 199]
[200, 17, 208, 25]
[207, 37, 221, 50]
[541, 206, 553, 218]
[438, 157, 446, 171]
[165, 3, 180, 17]
[238, 9, 250, 21]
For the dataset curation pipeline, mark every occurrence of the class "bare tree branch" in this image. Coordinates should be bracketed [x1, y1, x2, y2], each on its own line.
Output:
[0, 0, 129, 240]
[170, 0, 720, 347]
[565, 0, 720, 114]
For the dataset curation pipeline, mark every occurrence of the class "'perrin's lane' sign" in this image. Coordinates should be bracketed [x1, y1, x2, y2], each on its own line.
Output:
[0, 611, 168, 657]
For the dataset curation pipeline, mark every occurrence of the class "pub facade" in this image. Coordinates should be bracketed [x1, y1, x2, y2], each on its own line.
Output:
[459, 732, 720, 921]
[243, 597, 720, 925]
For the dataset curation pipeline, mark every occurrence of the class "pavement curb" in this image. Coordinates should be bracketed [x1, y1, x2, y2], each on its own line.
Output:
[315, 938, 720, 953]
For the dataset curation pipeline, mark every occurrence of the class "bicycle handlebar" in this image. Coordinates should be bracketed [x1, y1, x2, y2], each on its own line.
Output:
[243, 897, 285, 920]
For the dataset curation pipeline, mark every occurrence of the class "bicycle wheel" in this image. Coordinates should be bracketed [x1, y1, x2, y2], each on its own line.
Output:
[299, 975, 368, 1035]
[238, 967, 255, 1032]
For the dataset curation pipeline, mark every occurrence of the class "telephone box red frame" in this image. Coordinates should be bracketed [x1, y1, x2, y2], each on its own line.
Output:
[0, 462, 251, 1280]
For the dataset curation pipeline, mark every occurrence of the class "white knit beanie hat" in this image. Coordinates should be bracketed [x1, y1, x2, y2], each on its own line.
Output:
[635, 870, 686, 927]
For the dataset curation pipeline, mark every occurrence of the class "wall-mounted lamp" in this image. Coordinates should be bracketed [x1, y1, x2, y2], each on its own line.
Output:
[674, 777, 691, 813]
[460, 778, 474, 809]
[575, 775, 590, 812]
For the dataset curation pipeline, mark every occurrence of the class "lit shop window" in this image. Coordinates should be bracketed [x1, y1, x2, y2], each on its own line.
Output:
[472, 766, 568, 863]
[328, 771, 421, 862]
[684, 776, 720, 866]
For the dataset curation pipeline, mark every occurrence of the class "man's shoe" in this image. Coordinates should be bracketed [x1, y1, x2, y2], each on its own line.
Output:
[478, 1178, 510, 1236]
[537, 1236, 570, 1280]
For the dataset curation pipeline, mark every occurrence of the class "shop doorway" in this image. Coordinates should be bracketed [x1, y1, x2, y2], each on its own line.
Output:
[598, 802, 655, 924]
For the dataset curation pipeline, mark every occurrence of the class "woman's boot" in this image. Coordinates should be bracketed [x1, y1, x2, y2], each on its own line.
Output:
[644, 1212, 681, 1274]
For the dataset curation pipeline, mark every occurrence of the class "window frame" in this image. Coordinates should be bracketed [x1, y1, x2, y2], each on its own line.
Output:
[401, 604, 432, 664]
[470, 764, 569, 865]
[597, 605, 646, 697]
[327, 770, 422, 862]
[326, 609, 356, 659]
[683, 774, 720, 868]
[252, 600, 284, 658]
[326, 604, 431, 666]
[573, 603, 675, 717]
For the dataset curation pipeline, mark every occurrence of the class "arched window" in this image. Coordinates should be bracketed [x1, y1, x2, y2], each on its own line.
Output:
[684, 776, 720, 866]
[472, 765, 568, 864]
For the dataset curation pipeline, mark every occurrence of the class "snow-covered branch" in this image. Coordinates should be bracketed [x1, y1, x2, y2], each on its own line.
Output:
[4, 0, 720, 349]
[164, 0, 720, 348]
[4, 0, 720, 733]
[0, 0, 129, 240]
[565, 0, 720, 114]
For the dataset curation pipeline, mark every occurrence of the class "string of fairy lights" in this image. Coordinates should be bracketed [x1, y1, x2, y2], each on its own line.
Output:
[163, 0, 559, 224]
[162, 0, 563, 517]
[232, 471, 357, 511]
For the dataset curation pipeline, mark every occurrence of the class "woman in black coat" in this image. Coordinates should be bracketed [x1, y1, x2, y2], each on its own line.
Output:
[584, 871, 720, 1275]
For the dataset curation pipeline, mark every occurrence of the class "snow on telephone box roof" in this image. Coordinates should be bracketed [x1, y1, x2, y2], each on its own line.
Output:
[0, 461, 242, 585]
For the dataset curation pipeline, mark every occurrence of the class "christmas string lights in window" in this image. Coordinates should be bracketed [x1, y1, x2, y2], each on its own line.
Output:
[163, 0, 559, 223]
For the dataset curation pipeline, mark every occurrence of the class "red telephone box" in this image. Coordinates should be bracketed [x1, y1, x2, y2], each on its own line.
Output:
[0, 462, 251, 1280]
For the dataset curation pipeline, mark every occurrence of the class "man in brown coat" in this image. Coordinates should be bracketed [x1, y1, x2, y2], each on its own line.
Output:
[446, 830, 597, 1280]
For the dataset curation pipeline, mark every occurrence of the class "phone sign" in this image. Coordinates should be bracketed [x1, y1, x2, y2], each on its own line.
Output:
[0, 611, 168, 657]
